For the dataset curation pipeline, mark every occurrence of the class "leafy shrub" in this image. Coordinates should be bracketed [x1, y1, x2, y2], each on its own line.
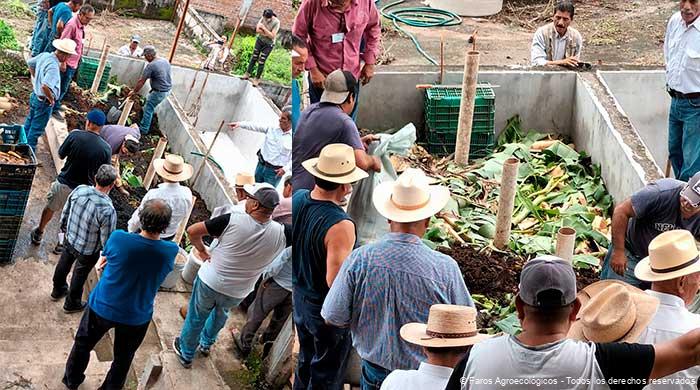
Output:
[0, 20, 20, 50]
[230, 35, 291, 85]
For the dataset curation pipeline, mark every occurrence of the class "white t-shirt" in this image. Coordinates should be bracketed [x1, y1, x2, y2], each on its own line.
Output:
[381, 362, 453, 390]
[197, 212, 285, 298]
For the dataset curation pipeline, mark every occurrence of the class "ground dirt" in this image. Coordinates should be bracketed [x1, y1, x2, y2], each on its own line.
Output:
[380, 0, 675, 67]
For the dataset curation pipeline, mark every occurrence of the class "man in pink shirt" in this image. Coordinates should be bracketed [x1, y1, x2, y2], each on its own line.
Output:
[53, 4, 94, 120]
[293, 0, 380, 121]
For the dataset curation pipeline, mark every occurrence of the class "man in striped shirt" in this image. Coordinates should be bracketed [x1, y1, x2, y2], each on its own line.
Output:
[51, 164, 117, 313]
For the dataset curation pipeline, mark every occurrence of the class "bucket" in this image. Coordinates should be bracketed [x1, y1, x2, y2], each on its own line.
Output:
[428, 0, 502, 17]
[160, 249, 187, 289]
[181, 247, 205, 284]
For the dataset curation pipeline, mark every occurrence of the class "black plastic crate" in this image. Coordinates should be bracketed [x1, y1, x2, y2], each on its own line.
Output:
[0, 239, 18, 263]
[0, 190, 31, 216]
[0, 145, 37, 191]
[0, 124, 28, 144]
[0, 215, 23, 239]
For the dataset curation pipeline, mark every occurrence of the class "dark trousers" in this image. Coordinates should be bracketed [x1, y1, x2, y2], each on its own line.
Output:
[293, 292, 352, 390]
[239, 278, 292, 353]
[361, 359, 392, 390]
[63, 306, 150, 390]
[308, 72, 361, 121]
[246, 37, 273, 79]
[52, 241, 100, 306]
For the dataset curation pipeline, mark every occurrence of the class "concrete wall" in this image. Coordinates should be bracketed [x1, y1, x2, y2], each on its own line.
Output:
[357, 71, 576, 136]
[598, 71, 669, 171]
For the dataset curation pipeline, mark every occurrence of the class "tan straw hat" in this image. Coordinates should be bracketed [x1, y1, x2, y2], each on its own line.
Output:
[400, 305, 492, 348]
[568, 281, 659, 343]
[373, 168, 450, 223]
[52, 39, 77, 55]
[302, 143, 369, 184]
[154, 154, 193, 182]
[635, 229, 700, 282]
[235, 172, 255, 187]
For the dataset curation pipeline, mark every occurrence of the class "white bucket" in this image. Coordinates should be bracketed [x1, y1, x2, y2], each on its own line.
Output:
[181, 247, 205, 285]
[429, 0, 502, 17]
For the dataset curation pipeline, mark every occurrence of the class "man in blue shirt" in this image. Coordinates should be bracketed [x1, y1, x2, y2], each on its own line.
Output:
[25, 38, 76, 152]
[42, 0, 83, 53]
[129, 46, 172, 135]
[62, 199, 178, 390]
[291, 34, 308, 133]
[322, 168, 474, 389]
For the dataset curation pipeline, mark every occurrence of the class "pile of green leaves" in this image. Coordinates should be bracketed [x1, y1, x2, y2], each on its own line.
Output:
[0, 20, 20, 50]
[121, 163, 144, 188]
[425, 115, 612, 271]
[229, 35, 291, 85]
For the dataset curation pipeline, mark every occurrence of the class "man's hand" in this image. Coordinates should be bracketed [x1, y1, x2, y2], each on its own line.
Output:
[60, 62, 67, 72]
[360, 63, 375, 85]
[556, 57, 578, 68]
[196, 246, 212, 261]
[610, 249, 627, 276]
[228, 122, 240, 130]
[371, 155, 381, 172]
[96, 256, 107, 271]
[118, 187, 129, 196]
[275, 167, 285, 177]
[310, 68, 326, 89]
[361, 134, 379, 148]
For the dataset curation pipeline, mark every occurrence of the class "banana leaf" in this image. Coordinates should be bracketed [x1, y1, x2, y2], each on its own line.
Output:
[495, 313, 522, 335]
[572, 254, 600, 269]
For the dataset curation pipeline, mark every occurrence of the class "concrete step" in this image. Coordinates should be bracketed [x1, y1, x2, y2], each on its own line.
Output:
[1, 351, 112, 389]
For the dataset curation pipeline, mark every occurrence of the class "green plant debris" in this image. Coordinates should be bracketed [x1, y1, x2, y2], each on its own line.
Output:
[121, 163, 144, 188]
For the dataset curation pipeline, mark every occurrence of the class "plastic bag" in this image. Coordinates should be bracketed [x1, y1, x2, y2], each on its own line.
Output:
[347, 123, 417, 245]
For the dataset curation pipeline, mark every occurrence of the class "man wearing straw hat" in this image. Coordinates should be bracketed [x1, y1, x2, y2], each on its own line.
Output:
[322, 168, 474, 388]
[381, 305, 490, 390]
[448, 256, 700, 389]
[635, 229, 700, 388]
[127, 154, 193, 241]
[293, 143, 368, 389]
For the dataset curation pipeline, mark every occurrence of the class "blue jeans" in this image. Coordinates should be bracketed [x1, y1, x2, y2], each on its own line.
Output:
[293, 292, 352, 390]
[255, 162, 281, 187]
[54, 66, 76, 112]
[600, 243, 650, 289]
[179, 276, 243, 361]
[361, 359, 391, 390]
[140, 90, 169, 134]
[668, 96, 700, 181]
[25, 93, 53, 151]
[308, 72, 361, 121]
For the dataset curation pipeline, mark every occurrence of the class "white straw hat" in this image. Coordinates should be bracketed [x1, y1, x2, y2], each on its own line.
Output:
[400, 305, 491, 348]
[635, 229, 700, 282]
[52, 39, 77, 55]
[372, 168, 450, 223]
[302, 143, 368, 184]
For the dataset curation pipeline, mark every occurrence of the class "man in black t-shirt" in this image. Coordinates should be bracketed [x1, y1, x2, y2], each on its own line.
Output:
[446, 256, 700, 390]
[31, 108, 112, 254]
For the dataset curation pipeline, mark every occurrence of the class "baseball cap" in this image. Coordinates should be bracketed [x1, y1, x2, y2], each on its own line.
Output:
[263, 8, 275, 17]
[519, 255, 577, 308]
[244, 183, 280, 209]
[681, 172, 700, 207]
[320, 70, 356, 105]
[86, 109, 106, 126]
[131, 35, 141, 43]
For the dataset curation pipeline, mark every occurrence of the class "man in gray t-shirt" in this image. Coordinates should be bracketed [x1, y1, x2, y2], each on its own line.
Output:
[129, 46, 172, 135]
[601, 173, 700, 288]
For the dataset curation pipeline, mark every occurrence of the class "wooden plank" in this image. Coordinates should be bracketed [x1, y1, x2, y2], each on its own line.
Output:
[143, 137, 168, 190]
[174, 195, 196, 245]
[91, 41, 110, 94]
[117, 98, 134, 126]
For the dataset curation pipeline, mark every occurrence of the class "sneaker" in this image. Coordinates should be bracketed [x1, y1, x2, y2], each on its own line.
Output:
[63, 301, 86, 314]
[50, 288, 68, 301]
[53, 242, 64, 255]
[198, 344, 211, 357]
[251, 79, 260, 87]
[232, 333, 250, 359]
[30, 228, 43, 245]
[173, 337, 192, 368]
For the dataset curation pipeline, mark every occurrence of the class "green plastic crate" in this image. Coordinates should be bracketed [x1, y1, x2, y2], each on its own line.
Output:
[425, 129, 495, 158]
[76, 57, 112, 92]
[424, 85, 495, 133]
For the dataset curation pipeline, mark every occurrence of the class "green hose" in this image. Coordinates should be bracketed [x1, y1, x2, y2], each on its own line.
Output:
[190, 151, 224, 172]
[379, 0, 462, 65]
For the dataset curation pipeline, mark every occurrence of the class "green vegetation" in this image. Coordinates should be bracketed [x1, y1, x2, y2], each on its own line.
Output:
[0, 20, 20, 51]
[0, 0, 32, 18]
[229, 35, 291, 85]
[0, 51, 29, 96]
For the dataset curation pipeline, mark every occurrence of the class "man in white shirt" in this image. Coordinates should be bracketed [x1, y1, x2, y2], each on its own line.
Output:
[117, 35, 143, 58]
[530, 0, 582, 67]
[635, 229, 700, 389]
[127, 154, 193, 241]
[665, 0, 700, 181]
[381, 305, 490, 390]
[229, 106, 292, 187]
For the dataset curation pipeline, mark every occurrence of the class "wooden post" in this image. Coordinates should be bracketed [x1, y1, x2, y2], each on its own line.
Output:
[174, 196, 196, 245]
[439, 34, 445, 85]
[192, 121, 225, 185]
[168, 0, 191, 63]
[91, 42, 110, 94]
[665, 159, 672, 178]
[117, 98, 134, 126]
[85, 35, 93, 57]
[555, 227, 577, 263]
[454, 50, 480, 165]
[143, 137, 168, 190]
[184, 71, 200, 109]
[493, 157, 519, 250]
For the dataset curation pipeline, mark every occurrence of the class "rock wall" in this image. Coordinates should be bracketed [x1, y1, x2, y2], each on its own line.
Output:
[90, 0, 176, 20]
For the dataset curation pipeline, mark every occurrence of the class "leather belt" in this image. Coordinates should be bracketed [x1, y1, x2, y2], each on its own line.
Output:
[668, 88, 700, 99]
[257, 150, 282, 169]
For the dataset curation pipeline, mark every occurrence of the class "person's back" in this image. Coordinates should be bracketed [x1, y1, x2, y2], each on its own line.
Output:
[292, 189, 352, 298]
[292, 103, 363, 190]
[89, 230, 178, 325]
[144, 57, 172, 92]
[58, 129, 111, 188]
[198, 212, 286, 299]
[100, 124, 140, 155]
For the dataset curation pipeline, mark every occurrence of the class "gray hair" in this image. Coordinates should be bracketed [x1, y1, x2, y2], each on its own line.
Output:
[139, 199, 173, 234]
[79, 4, 94, 14]
[281, 105, 292, 118]
[143, 46, 157, 57]
[95, 164, 117, 187]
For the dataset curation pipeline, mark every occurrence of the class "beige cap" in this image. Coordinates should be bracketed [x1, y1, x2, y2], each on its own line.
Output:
[320, 70, 353, 105]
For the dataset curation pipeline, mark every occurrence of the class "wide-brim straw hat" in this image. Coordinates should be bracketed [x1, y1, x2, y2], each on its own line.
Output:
[373, 168, 450, 223]
[635, 229, 700, 282]
[568, 281, 659, 343]
[302, 143, 368, 184]
[235, 172, 255, 187]
[52, 39, 77, 55]
[154, 154, 193, 182]
[400, 304, 492, 348]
